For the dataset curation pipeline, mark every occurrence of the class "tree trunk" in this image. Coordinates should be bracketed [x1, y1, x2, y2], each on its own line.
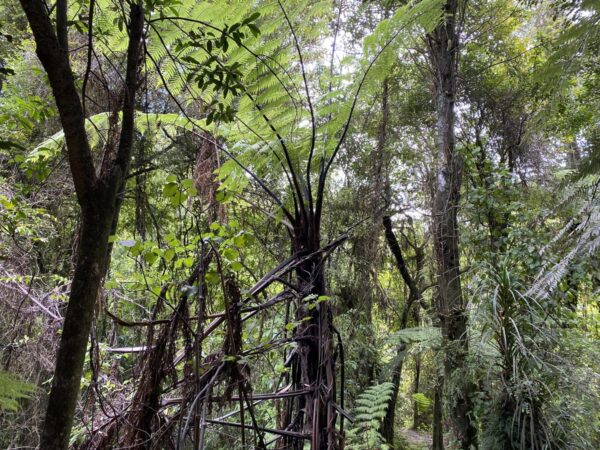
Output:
[41, 206, 114, 448]
[412, 354, 421, 430]
[381, 331, 407, 444]
[432, 378, 444, 450]
[380, 216, 423, 444]
[427, 0, 478, 448]
[18, 1, 144, 448]
[412, 299, 422, 431]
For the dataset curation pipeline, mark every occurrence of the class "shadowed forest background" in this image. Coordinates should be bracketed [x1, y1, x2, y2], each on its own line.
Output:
[0, 0, 599, 449]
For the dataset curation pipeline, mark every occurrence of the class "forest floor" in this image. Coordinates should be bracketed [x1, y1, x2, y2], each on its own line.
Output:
[398, 427, 432, 449]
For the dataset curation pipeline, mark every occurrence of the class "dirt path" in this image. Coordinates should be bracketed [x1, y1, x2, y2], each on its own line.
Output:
[399, 428, 432, 449]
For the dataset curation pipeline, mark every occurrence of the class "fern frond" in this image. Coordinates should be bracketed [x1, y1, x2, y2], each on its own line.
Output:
[346, 383, 394, 450]
[387, 326, 441, 348]
[0, 371, 37, 412]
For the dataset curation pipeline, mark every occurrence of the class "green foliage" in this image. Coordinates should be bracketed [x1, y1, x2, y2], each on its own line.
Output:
[471, 262, 600, 449]
[0, 371, 36, 412]
[346, 382, 394, 450]
[528, 174, 600, 299]
[411, 392, 431, 414]
[388, 326, 441, 348]
[539, 0, 600, 91]
[1, 0, 600, 448]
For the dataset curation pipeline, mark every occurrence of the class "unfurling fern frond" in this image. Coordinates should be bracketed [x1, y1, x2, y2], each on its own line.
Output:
[346, 382, 394, 450]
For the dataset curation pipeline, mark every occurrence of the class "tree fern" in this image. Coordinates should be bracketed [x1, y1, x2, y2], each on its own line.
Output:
[24, 0, 447, 222]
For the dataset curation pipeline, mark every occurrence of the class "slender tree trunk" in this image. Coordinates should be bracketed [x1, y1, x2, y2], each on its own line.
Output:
[412, 353, 421, 430]
[374, 76, 399, 444]
[381, 315, 409, 444]
[380, 216, 423, 444]
[412, 301, 422, 431]
[427, 0, 478, 448]
[472, 120, 510, 262]
[18, 1, 144, 448]
[432, 378, 444, 450]
[42, 206, 114, 448]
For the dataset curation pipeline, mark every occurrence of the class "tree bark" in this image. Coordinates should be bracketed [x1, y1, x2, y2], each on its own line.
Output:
[432, 377, 444, 450]
[426, 0, 478, 448]
[18, 1, 144, 448]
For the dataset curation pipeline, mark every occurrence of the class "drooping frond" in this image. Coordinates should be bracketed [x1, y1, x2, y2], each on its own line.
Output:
[528, 174, 600, 298]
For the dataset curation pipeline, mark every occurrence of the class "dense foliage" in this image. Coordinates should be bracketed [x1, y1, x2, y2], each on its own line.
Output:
[0, 0, 598, 449]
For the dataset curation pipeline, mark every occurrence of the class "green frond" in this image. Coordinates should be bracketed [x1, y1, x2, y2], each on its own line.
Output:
[0, 371, 37, 412]
[412, 392, 432, 413]
[387, 326, 442, 347]
[528, 174, 600, 299]
[346, 382, 394, 450]
[27, 112, 205, 166]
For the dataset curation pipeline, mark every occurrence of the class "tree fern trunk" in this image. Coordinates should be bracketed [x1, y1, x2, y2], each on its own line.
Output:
[282, 224, 337, 450]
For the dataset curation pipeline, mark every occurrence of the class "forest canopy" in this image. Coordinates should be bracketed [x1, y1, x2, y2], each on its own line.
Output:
[0, 0, 599, 449]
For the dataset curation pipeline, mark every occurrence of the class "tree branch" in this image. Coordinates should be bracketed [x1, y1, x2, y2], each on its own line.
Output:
[20, 0, 97, 205]
[111, 2, 144, 178]
[383, 215, 419, 301]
